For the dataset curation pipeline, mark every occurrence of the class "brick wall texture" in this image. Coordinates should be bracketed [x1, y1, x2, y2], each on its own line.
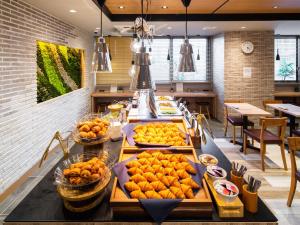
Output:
[0, 0, 93, 194]
[213, 31, 275, 122]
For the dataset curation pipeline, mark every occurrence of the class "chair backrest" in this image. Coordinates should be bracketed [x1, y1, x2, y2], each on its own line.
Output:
[262, 99, 283, 110]
[260, 117, 287, 140]
[224, 100, 242, 118]
[287, 137, 300, 178]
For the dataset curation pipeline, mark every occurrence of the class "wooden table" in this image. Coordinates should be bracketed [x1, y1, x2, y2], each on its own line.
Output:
[91, 91, 217, 117]
[224, 103, 271, 152]
[267, 103, 300, 136]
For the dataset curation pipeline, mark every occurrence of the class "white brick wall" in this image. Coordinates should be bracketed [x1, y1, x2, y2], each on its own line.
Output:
[212, 34, 225, 121]
[0, 0, 94, 194]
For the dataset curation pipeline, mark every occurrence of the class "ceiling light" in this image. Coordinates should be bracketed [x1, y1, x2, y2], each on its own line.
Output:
[178, 0, 196, 73]
[69, 9, 77, 13]
[162, 5, 168, 9]
[241, 26, 247, 29]
[92, 0, 112, 73]
[167, 26, 172, 30]
[273, 5, 278, 9]
[119, 6, 124, 9]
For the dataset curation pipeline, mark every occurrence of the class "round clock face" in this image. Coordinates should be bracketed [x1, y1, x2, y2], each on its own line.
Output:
[241, 41, 254, 54]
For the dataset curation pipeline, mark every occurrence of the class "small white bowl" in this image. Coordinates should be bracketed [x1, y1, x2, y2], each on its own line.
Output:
[213, 180, 239, 202]
[198, 154, 218, 166]
[207, 165, 227, 181]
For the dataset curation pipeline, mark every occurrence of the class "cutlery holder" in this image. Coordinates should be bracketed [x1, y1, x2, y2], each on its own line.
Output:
[230, 171, 244, 194]
[242, 184, 258, 213]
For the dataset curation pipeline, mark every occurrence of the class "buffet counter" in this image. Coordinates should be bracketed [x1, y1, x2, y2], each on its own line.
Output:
[4, 134, 277, 224]
[91, 91, 217, 117]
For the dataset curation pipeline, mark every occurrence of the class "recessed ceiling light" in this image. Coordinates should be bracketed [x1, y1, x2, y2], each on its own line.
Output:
[162, 5, 168, 9]
[241, 26, 247, 29]
[273, 5, 278, 9]
[119, 6, 124, 9]
[69, 9, 77, 13]
[202, 26, 216, 30]
[167, 26, 172, 30]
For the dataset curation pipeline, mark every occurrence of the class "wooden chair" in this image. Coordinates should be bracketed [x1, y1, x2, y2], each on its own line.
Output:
[224, 100, 254, 144]
[243, 117, 288, 171]
[262, 99, 283, 116]
[263, 99, 298, 129]
[287, 137, 300, 207]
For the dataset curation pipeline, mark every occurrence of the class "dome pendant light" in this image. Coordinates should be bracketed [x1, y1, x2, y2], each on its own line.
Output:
[167, 49, 170, 60]
[130, 0, 153, 90]
[91, 0, 112, 73]
[178, 0, 196, 73]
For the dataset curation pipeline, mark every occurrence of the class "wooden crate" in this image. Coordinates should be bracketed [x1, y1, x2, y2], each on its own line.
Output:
[204, 173, 244, 218]
[110, 148, 213, 218]
[122, 118, 194, 150]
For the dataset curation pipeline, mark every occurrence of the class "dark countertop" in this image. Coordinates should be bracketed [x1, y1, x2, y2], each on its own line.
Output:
[4, 134, 277, 224]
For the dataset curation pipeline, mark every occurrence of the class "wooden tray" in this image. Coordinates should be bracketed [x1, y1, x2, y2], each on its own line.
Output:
[110, 148, 213, 218]
[204, 173, 244, 218]
[122, 118, 194, 150]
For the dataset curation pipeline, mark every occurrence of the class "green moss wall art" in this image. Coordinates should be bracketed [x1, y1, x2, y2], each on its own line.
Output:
[36, 41, 84, 103]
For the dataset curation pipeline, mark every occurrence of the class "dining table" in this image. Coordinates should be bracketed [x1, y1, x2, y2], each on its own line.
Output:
[224, 103, 272, 152]
[266, 103, 300, 136]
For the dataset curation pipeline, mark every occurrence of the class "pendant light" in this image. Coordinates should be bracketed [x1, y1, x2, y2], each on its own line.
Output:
[91, 0, 112, 73]
[167, 49, 170, 60]
[275, 37, 280, 61]
[178, 0, 196, 72]
[130, 0, 153, 90]
[197, 49, 200, 60]
[276, 49, 280, 61]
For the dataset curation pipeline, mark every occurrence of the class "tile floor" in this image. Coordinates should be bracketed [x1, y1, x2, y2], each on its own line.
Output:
[0, 121, 300, 225]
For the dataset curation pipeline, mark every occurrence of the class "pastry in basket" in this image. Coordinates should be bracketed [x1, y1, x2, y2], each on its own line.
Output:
[138, 181, 154, 192]
[145, 191, 163, 199]
[127, 167, 143, 175]
[140, 165, 155, 173]
[147, 157, 162, 166]
[181, 184, 195, 199]
[125, 181, 140, 192]
[180, 178, 200, 189]
[77, 117, 110, 139]
[164, 168, 178, 178]
[159, 189, 176, 199]
[130, 190, 147, 199]
[160, 176, 181, 188]
[150, 181, 167, 191]
[63, 157, 107, 185]
[130, 174, 147, 183]
[179, 162, 197, 174]
[151, 152, 165, 160]
[170, 186, 185, 199]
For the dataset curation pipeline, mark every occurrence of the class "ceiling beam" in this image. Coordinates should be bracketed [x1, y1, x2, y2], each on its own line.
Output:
[109, 13, 300, 21]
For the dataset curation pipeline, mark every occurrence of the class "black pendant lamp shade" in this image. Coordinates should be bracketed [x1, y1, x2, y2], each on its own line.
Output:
[197, 49, 200, 60]
[167, 49, 170, 60]
[276, 49, 280, 61]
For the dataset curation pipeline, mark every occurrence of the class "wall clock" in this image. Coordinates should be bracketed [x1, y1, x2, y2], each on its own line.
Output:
[241, 41, 254, 54]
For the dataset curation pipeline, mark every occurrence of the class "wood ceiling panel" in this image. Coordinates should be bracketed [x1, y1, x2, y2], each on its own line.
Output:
[105, 0, 300, 14]
[105, 0, 226, 14]
[218, 0, 300, 13]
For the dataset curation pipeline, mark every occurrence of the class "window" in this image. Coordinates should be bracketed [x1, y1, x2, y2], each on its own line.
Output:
[149, 39, 170, 81]
[173, 38, 207, 81]
[148, 37, 209, 82]
[274, 37, 297, 81]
